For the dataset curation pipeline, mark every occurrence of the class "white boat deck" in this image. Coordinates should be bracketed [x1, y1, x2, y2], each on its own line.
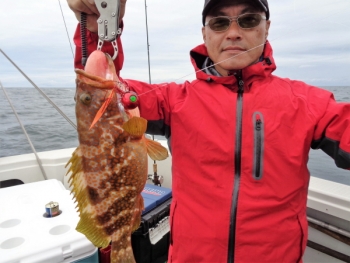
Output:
[0, 148, 349, 263]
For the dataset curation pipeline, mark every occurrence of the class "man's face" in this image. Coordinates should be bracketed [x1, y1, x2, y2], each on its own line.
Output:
[202, 4, 271, 76]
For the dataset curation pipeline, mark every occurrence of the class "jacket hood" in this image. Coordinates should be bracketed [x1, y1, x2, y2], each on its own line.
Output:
[190, 41, 277, 87]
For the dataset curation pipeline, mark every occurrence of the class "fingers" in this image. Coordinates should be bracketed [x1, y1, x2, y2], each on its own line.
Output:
[67, 0, 98, 16]
[69, 0, 126, 33]
[83, 0, 99, 32]
[119, 0, 127, 21]
[73, 12, 99, 33]
[81, 0, 99, 15]
[68, 0, 99, 32]
[86, 13, 99, 33]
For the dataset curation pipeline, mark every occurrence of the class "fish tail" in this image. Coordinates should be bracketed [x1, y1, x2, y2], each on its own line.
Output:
[131, 194, 144, 232]
[111, 237, 136, 263]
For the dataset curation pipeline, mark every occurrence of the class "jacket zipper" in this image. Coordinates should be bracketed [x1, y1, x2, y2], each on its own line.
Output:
[227, 73, 244, 263]
[253, 112, 264, 180]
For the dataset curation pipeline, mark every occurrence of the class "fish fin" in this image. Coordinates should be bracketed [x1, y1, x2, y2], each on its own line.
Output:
[145, 138, 169, 161]
[128, 107, 140, 117]
[131, 195, 144, 233]
[111, 240, 136, 263]
[122, 117, 147, 137]
[65, 147, 111, 248]
[76, 211, 111, 248]
[90, 90, 115, 129]
[132, 215, 141, 234]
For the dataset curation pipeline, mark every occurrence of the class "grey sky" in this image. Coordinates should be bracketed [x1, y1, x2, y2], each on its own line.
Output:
[0, 0, 349, 88]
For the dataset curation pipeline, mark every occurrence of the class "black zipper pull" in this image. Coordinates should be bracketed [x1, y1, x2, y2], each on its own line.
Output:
[235, 71, 244, 93]
[253, 113, 264, 180]
[256, 118, 262, 131]
[238, 80, 244, 92]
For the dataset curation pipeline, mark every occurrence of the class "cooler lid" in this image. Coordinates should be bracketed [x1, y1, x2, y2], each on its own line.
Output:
[0, 179, 97, 263]
[141, 184, 172, 215]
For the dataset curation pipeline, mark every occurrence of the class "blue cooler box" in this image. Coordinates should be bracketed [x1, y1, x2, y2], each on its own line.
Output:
[132, 184, 172, 263]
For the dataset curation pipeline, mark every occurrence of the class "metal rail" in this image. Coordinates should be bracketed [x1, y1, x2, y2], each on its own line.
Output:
[307, 216, 350, 262]
[308, 216, 350, 239]
[0, 48, 77, 130]
[307, 240, 350, 263]
[0, 81, 48, 180]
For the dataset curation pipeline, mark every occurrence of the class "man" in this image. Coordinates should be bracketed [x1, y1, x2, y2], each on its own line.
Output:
[68, 0, 350, 262]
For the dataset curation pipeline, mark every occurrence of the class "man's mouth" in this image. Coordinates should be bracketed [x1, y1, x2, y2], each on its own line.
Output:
[223, 46, 246, 52]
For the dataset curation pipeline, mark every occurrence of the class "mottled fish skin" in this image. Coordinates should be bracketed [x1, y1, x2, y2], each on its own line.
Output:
[66, 53, 149, 263]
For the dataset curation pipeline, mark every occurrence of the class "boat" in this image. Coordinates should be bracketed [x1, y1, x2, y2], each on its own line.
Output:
[1, 0, 350, 262]
[1, 146, 350, 262]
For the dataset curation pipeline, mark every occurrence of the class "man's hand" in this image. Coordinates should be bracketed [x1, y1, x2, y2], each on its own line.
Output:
[119, 0, 127, 23]
[67, 0, 127, 33]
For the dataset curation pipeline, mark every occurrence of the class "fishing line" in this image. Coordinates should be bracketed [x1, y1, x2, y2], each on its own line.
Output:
[0, 80, 48, 180]
[0, 49, 77, 130]
[58, 0, 75, 59]
[137, 43, 266, 97]
[130, 6, 349, 97]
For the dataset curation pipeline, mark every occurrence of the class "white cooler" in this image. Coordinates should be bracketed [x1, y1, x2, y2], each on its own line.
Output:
[0, 179, 97, 263]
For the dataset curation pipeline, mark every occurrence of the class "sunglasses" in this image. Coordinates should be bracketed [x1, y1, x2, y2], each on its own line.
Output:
[205, 13, 266, 32]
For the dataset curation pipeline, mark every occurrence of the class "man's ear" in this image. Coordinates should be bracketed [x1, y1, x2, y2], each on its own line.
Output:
[202, 27, 207, 45]
[265, 20, 271, 40]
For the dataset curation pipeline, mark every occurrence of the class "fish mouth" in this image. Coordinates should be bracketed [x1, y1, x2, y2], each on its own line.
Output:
[75, 69, 116, 90]
[83, 50, 118, 81]
[104, 53, 117, 81]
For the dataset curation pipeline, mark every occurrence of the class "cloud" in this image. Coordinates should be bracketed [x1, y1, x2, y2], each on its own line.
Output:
[299, 65, 313, 68]
[1, 0, 350, 87]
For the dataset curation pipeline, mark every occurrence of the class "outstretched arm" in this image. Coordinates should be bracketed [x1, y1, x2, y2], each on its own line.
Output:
[312, 97, 350, 170]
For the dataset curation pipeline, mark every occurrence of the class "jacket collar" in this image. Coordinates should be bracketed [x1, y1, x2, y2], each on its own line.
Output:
[190, 41, 277, 87]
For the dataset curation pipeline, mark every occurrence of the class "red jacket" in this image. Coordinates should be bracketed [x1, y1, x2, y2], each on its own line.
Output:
[74, 27, 350, 263]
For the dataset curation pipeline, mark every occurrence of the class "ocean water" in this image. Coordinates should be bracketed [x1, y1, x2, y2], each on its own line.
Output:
[0, 86, 349, 185]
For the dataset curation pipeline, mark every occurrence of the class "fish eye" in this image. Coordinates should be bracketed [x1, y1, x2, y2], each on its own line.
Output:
[80, 93, 92, 105]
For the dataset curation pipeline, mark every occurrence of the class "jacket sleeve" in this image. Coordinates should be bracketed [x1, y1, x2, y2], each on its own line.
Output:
[123, 79, 183, 139]
[311, 95, 350, 169]
[73, 23, 124, 76]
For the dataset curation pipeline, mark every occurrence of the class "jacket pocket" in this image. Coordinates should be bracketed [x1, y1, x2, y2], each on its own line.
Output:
[253, 112, 264, 180]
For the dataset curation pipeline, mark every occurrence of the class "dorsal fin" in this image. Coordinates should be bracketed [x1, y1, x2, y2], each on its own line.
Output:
[65, 147, 111, 248]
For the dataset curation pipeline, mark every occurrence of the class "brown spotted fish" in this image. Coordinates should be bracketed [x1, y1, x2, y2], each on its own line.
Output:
[66, 50, 168, 263]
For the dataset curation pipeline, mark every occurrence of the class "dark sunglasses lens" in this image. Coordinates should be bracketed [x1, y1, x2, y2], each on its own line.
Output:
[209, 17, 230, 31]
[238, 14, 261, 28]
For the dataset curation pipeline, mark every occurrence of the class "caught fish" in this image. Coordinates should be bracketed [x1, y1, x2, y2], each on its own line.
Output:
[66, 50, 168, 263]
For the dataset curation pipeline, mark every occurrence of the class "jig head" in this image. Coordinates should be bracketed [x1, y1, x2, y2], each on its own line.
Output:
[121, 91, 139, 110]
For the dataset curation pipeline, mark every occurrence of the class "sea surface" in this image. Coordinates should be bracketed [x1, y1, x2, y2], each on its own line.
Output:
[0, 87, 349, 186]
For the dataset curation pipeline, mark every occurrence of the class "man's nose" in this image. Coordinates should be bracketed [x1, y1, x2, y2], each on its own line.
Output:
[225, 20, 242, 39]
